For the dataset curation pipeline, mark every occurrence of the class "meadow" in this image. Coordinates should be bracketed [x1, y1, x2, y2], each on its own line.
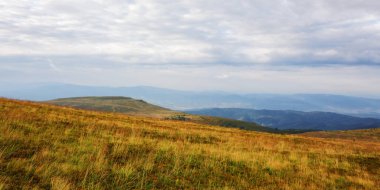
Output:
[301, 128, 380, 143]
[0, 98, 379, 189]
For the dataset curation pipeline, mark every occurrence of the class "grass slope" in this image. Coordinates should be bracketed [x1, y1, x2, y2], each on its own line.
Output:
[1, 98, 379, 189]
[47, 96, 275, 133]
[301, 128, 380, 143]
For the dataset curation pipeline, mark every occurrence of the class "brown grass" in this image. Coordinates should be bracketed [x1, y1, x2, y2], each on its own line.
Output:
[301, 128, 380, 143]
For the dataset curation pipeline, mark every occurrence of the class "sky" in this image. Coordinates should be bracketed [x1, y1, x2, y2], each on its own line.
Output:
[1, 0, 380, 96]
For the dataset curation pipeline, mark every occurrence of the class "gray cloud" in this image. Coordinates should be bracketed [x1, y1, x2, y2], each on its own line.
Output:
[1, 0, 380, 64]
[1, 0, 380, 96]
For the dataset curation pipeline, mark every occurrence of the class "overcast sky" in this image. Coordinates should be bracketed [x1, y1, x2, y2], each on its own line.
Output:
[1, 0, 380, 96]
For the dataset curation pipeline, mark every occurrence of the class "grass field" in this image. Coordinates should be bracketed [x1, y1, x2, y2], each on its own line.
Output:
[301, 128, 380, 143]
[1, 98, 379, 189]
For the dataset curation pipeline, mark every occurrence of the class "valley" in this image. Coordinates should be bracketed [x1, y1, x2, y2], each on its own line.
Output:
[188, 108, 380, 131]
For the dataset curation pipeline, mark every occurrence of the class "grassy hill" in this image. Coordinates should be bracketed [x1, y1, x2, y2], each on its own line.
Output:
[47, 96, 175, 118]
[1, 98, 379, 189]
[46, 96, 277, 133]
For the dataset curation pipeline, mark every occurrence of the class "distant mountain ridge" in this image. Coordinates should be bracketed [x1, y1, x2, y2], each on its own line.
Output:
[1, 83, 380, 118]
[187, 108, 380, 131]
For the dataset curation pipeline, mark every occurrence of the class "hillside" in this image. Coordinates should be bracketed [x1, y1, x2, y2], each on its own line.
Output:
[46, 97, 276, 133]
[0, 98, 379, 189]
[301, 128, 380, 143]
[187, 108, 380, 130]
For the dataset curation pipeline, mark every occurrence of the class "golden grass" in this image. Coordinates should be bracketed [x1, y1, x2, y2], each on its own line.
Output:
[0, 98, 379, 189]
[301, 128, 380, 143]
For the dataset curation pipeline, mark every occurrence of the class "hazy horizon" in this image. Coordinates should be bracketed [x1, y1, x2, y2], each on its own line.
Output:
[1, 82, 380, 100]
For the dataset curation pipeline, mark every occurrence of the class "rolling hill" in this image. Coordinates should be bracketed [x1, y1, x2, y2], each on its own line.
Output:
[47, 96, 175, 118]
[187, 108, 380, 130]
[46, 96, 278, 133]
[0, 98, 379, 189]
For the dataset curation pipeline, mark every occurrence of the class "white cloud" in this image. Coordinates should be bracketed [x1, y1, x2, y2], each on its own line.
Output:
[314, 49, 339, 58]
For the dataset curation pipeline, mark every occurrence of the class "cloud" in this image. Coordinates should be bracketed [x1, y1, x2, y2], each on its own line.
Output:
[215, 74, 230, 79]
[1, 0, 380, 65]
[0, 0, 380, 96]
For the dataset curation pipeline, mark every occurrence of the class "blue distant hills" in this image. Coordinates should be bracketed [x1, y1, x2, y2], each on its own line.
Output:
[1, 83, 380, 120]
[187, 108, 380, 130]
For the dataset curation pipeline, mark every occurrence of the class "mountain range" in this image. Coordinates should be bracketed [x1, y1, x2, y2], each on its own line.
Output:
[187, 108, 380, 130]
[1, 83, 380, 119]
